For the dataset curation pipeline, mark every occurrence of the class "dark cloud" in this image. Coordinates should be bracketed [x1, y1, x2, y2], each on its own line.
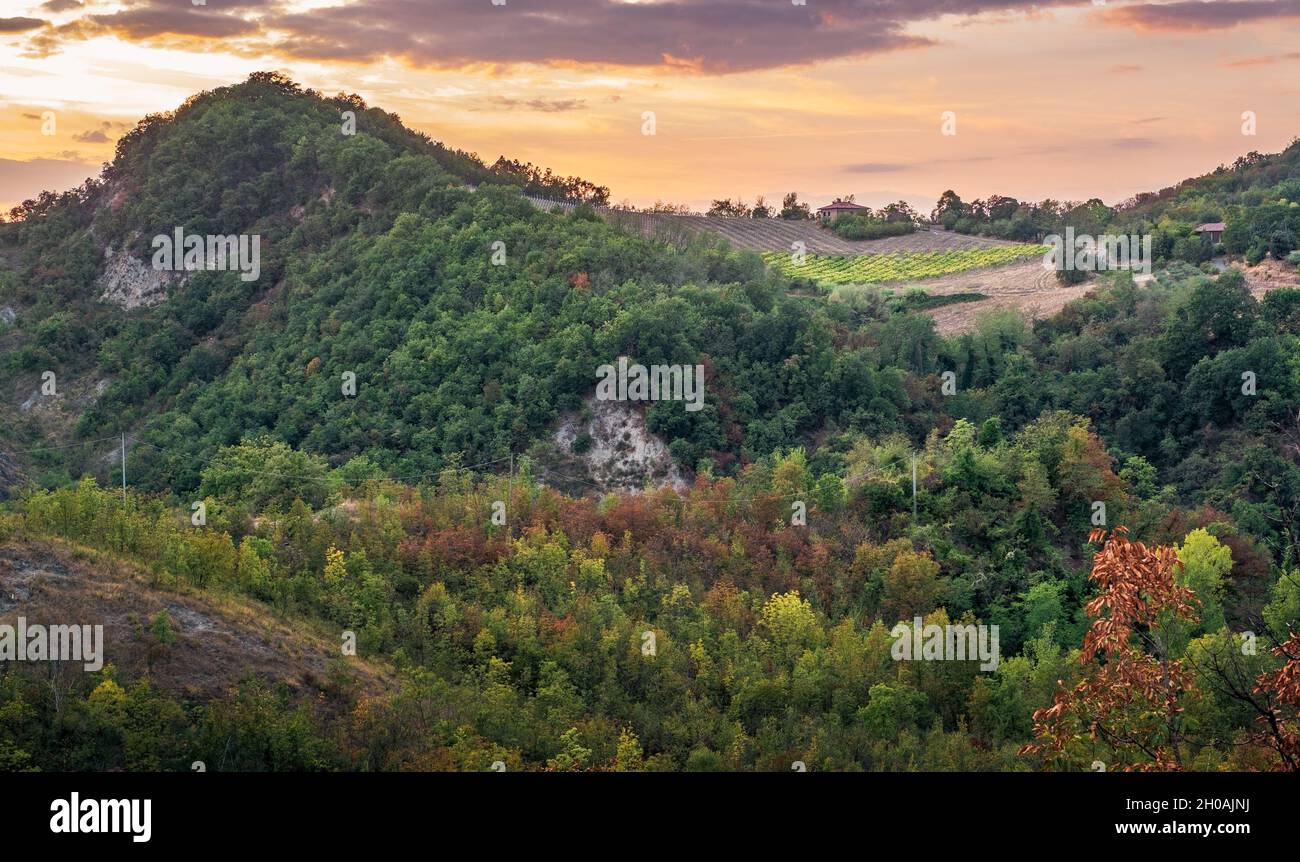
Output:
[22, 17, 111, 57]
[73, 129, 110, 143]
[0, 17, 46, 32]
[40, 0, 83, 11]
[26, 0, 1300, 73]
[27, 0, 1103, 74]
[90, 4, 262, 40]
[1105, 0, 1300, 31]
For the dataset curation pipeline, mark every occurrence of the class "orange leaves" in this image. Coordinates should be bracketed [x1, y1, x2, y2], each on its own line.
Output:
[1260, 633, 1300, 705]
[1023, 527, 1197, 770]
[1080, 526, 1196, 663]
[1252, 632, 1300, 769]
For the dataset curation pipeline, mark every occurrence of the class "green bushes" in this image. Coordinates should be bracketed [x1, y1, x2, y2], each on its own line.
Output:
[832, 215, 915, 241]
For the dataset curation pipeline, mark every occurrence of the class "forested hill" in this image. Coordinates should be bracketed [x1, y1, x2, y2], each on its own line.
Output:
[0, 70, 760, 489]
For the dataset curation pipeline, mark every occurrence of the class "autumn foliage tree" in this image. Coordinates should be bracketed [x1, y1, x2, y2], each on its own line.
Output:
[1250, 633, 1300, 770]
[1023, 527, 1198, 770]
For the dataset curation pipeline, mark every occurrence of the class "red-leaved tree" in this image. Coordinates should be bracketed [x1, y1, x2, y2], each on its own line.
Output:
[1023, 527, 1198, 770]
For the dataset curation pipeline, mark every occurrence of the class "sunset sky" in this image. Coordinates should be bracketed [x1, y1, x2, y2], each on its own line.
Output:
[3, 0, 1300, 214]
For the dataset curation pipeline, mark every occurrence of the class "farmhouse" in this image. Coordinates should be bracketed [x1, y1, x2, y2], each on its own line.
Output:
[1194, 222, 1226, 244]
[817, 199, 871, 224]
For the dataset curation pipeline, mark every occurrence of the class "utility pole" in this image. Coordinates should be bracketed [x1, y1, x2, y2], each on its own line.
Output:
[121, 433, 127, 504]
[912, 451, 917, 523]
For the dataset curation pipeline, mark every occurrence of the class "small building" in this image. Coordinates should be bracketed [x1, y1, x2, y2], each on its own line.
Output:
[1194, 222, 1226, 244]
[816, 199, 871, 224]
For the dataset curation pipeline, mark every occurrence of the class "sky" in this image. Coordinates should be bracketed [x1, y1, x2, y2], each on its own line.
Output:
[2, 0, 1300, 214]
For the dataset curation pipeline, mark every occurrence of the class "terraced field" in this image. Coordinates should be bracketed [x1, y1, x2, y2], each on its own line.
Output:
[520, 193, 1021, 255]
[609, 213, 1023, 254]
[763, 245, 1049, 284]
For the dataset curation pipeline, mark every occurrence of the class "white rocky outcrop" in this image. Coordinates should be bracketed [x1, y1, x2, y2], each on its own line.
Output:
[97, 245, 173, 309]
[552, 397, 687, 492]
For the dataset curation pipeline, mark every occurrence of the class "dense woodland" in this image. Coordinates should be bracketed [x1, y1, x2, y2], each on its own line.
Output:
[0, 74, 1298, 771]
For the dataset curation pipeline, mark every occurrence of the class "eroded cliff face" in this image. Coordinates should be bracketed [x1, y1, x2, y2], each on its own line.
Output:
[551, 397, 686, 493]
[97, 244, 175, 309]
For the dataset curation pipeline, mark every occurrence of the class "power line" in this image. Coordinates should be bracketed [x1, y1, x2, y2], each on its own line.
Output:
[1, 434, 123, 455]
[1, 433, 515, 494]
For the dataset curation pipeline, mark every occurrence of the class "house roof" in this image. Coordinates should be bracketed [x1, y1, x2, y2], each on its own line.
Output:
[1195, 222, 1226, 232]
[816, 200, 871, 212]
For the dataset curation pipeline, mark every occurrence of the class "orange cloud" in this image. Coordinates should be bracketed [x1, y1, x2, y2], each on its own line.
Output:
[1103, 0, 1300, 32]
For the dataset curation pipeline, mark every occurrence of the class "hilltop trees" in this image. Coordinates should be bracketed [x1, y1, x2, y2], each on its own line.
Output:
[488, 157, 610, 205]
[707, 197, 756, 217]
[932, 190, 965, 226]
[937, 137, 1300, 263]
[779, 192, 812, 220]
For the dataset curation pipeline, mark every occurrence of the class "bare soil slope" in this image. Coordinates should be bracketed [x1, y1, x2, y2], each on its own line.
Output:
[915, 258, 1299, 336]
[0, 537, 393, 700]
[909, 259, 1088, 334]
[1239, 258, 1300, 297]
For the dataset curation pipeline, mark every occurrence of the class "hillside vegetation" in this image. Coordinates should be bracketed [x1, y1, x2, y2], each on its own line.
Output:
[0, 75, 1298, 771]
